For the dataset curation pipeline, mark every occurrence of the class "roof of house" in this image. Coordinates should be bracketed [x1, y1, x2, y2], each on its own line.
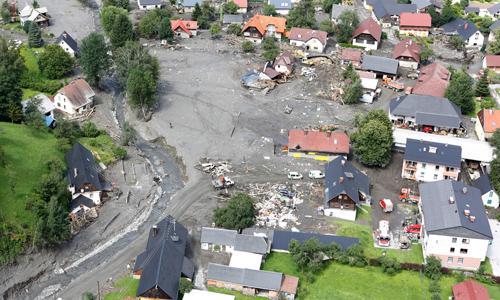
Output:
[171, 19, 198, 36]
[242, 14, 286, 35]
[229, 251, 263, 270]
[272, 51, 294, 72]
[281, 275, 299, 295]
[324, 156, 370, 206]
[472, 174, 493, 195]
[56, 31, 78, 53]
[207, 263, 284, 291]
[331, 4, 354, 19]
[139, 0, 164, 5]
[389, 94, 462, 128]
[487, 2, 500, 14]
[288, 28, 328, 46]
[353, 18, 382, 42]
[271, 230, 359, 251]
[232, 0, 248, 8]
[182, 0, 203, 7]
[412, 62, 450, 97]
[57, 79, 95, 108]
[464, 6, 480, 14]
[404, 138, 462, 168]
[288, 130, 350, 154]
[477, 109, 500, 133]
[341, 48, 363, 62]
[200, 227, 268, 254]
[135, 216, 194, 299]
[268, 0, 293, 10]
[21, 93, 55, 115]
[361, 55, 399, 75]
[223, 14, 243, 24]
[411, 0, 442, 10]
[399, 12, 431, 28]
[201, 227, 237, 245]
[65, 143, 103, 191]
[366, 0, 416, 19]
[441, 19, 480, 40]
[452, 279, 490, 300]
[420, 180, 493, 239]
[70, 194, 95, 211]
[484, 55, 500, 68]
[490, 19, 500, 31]
[393, 39, 421, 63]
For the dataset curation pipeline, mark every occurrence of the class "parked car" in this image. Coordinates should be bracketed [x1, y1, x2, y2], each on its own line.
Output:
[308, 170, 325, 179]
[287, 172, 303, 180]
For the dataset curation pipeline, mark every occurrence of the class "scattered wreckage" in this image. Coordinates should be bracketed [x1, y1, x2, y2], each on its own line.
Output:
[196, 158, 236, 190]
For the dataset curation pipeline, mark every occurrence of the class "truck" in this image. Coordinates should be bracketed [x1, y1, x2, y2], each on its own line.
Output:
[212, 175, 235, 189]
[379, 198, 394, 213]
[382, 78, 404, 92]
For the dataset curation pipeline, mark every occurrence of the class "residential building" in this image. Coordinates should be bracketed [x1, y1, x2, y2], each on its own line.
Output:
[420, 180, 493, 271]
[488, 19, 500, 41]
[138, 0, 164, 10]
[171, 20, 198, 38]
[340, 48, 363, 68]
[271, 230, 359, 252]
[223, 14, 244, 25]
[476, 109, 500, 141]
[133, 216, 195, 299]
[389, 94, 463, 133]
[452, 279, 491, 300]
[363, 0, 416, 27]
[401, 138, 462, 182]
[472, 174, 500, 208]
[181, 0, 203, 13]
[482, 55, 500, 73]
[331, 4, 354, 24]
[268, 0, 293, 15]
[323, 156, 371, 221]
[19, 4, 49, 26]
[441, 19, 484, 49]
[287, 129, 350, 159]
[412, 62, 450, 97]
[21, 93, 56, 127]
[411, 0, 442, 13]
[230, 0, 248, 13]
[399, 12, 432, 37]
[288, 28, 328, 53]
[200, 227, 269, 255]
[392, 39, 421, 69]
[352, 18, 382, 50]
[242, 14, 287, 43]
[361, 55, 399, 79]
[54, 79, 95, 116]
[207, 263, 299, 300]
[272, 51, 294, 75]
[56, 31, 78, 57]
[466, 2, 500, 19]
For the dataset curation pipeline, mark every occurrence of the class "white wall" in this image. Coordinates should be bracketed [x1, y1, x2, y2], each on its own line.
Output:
[475, 119, 486, 141]
[290, 38, 325, 53]
[352, 38, 378, 50]
[58, 40, 76, 57]
[54, 93, 76, 115]
[482, 191, 500, 208]
[402, 160, 459, 182]
[466, 31, 484, 48]
[324, 207, 356, 221]
[200, 242, 234, 253]
[398, 60, 418, 69]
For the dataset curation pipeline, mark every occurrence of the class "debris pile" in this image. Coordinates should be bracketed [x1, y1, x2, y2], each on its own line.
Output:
[300, 67, 317, 81]
[195, 158, 232, 177]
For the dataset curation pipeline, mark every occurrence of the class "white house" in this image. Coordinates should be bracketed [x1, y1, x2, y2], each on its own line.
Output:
[352, 18, 382, 50]
[420, 180, 493, 271]
[472, 175, 500, 208]
[19, 4, 49, 26]
[137, 0, 164, 10]
[441, 19, 484, 49]
[56, 31, 78, 57]
[54, 79, 95, 116]
[288, 28, 328, 53]
[200, 227, 269, 255]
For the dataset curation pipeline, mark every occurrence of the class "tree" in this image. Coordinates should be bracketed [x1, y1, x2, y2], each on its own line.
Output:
[24, 96, 45, 130]
[1, 0, 10, 23]
[121, 121, 137, 146]
[440, 0, 457, 26]
[138, 8, 172, 39]
[263, 3, 277, 16]
[197, 1, 217, 29]
[289, 238, 326, 273]
[23, 20, 32, 33]
[103, 0, 129, 9]
[109, 13, 134, 48]
[261, 37, 280, 61]
[0, 38, 24, 122]
[322, 0, 339, 13]
[6, 101, 22, 122]
[487, 29, 500, 55]
[213, 193, 255, 231]
[343, 77, 362, 104]
[242, 40, 254, 52]
[79, 33, 111, 86]
[448, 35, 465, 51]
[38, 45, 74, 79]
[424, 256, 442, 280]
[191, 3, 202, 20]
[227, 23, 241, 35]
[319, 19, 334, 34]
[158, 17, 174, 43]
[490, 155, 500, 193]
[378, 256, 401, 275]
[335, 10, 359, 43]
[32, 0, 39, 8]
[428, 7, 440, 27]
[445, 69, 475, 114]
[178, 278, 193, 295]
[210, 23, 221, 37]
[127, 66, 158, 119]
[100, 5, 128, 34]
[113, 41, 159, 86]
[420, 45, 434, 63]
[223, 1, 239, 14]
[82, 122, 101, 137]
[476, 70, 490, 98]
[28, 22, 42, 48]
[342, 63, 357, 80]
[53, 119, 82, 141]
[287, 0, 316, 28]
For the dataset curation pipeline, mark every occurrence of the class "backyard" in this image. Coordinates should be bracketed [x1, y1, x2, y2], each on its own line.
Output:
[103, 277, 139, 300]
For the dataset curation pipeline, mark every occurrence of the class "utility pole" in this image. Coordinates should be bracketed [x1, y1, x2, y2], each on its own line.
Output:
[97, 281, 101, 300]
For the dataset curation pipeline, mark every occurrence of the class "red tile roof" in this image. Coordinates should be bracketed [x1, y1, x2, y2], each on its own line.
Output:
[341, 48, 363, 63]
[280, 275, 299, 295]
[288, 130, 350, 154]
[58, 79, 95, 107]
[288, 27, 328, 45]
[242, 14, 286, 36]
[171, 19, 198, 36]
[412, 62, 449, 97]
[485, 55, 500, 68]
[452, 280, 490, 300]
[478, 109, 500, 133]
[399, 13, 432, 28]
[393, 38, 421, 63]
[232, 0, 247, 8]
[353, 18, 382, 42]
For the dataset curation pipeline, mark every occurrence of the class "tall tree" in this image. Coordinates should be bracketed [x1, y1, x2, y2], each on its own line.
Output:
[439, 0, 457, 26]
[223, 1, 239, 14]
[102, 0, 129, 9]
[445, 70, 475, 114]
[158, 17, 174, 42]
[287, 0, 316, 28]
[191, 3, 202, 20]
[79, 33, 111, 86]
[343, 77, 362, 104]
[487, 30, 500, 55]
[213, 193, 255, 231]
[100, 5, 128, 34]
[0, 38, 24, 121]
[262, 3, 277, 16]
[475, 70, 490, 98]
[335, 10, 359, 43]
[138, 8, 172, 39]
[127, 66, 158, 119]
[38, 45, 74, 79]
[114, 41, 159, 86]
[1, 0, 10, 23]
[24, 96, 45, 130]
[28, 22, 43, 48]
[109, 13, 134, 48]
[261, 37, 280, 61]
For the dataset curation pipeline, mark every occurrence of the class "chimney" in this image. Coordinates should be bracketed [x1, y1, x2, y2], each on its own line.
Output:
[462, 187, 468, 194]
[464, 23, 468, 30]
[464, 209, 470, 216]
[339, 176, 344, 183]
[469, 215, 476, 222]
[449, 196, 455, 204]
[304, 130, 309, 135]
[152, 225, 158, 236]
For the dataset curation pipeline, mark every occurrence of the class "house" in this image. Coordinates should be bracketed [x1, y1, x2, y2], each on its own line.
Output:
[56, 31, 78, 57]
[357, 71, 379, 95]
[133, 216, 195, 300]
[389, 94, 464, 133]
[412, 62, 450, 97]
[482, 55, 500, 73]
[268, 0, 293, 15]
[271, 230, 359, 252]
[19, 4, 49, 26]
[340, 48, 363, 68]
[137, 0, 164, 10]
[441, 19, 484, 49]
[466, 2, 500, 19]
[393, 39, 421, 69]
[476, 109, 500, 141]
[419, 180, 493, 270]
[331, 4, 354, 24]
[352, 18, 382, 50]
[272, 51, 294, 75]
[242, 14, 287, 43]
[452, 279, 491, 300]
[487, 3, 500, 19]
[54, 79, 95, 116]
[231, 0, 248, 13]
[399, 12, 432, 37]
[21, 93, 56, 128]
[401, 138, 462, 182]
[223, 14, 244, 25]
[488, 19, 500, 41]
[183, 290, 235, 300]
[411, 0, 442, 13]
[171, 20, 198, 38]
[181, 0, 203, 13]
[472, 174, 500, 208]
[65, 143, 107, 214]
[207, 263, 299, 300]
[287, 129, 350, 159]
[361, 55, 399, 79]
[200, 227, 269, 255]
[363, 0, 416, 27]
[323, 156, 371, 221]
[288, 28, 328, 53]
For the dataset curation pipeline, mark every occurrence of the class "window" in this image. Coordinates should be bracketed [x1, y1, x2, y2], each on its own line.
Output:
[435, 165, 440, 170]
[452, 238, 457, 243]
[458, 258, 464, 264]
[460, 249, 468, 254]
[489, 191, 493, 197]
[447, 257, 453, 263]
[487, 199, 492, 205]
[422, 163, 427, 168]
[462, 239, 470, 244]
[450, 247, 455, 253]
[433, 174, 438, 180]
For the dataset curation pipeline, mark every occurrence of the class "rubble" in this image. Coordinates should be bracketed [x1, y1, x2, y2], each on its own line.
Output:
[300, 67, 317, 81]
[195, 158, 232, 176]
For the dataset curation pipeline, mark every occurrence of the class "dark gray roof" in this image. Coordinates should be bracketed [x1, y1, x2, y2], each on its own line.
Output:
[182, 0, 202, 7]
[56, 31, 78, 53]
[269, 0, 293, 10]
[207, 263, 283, 291]
[404, 138, 462, 168]
[487, 3, 500, 14]
[490, 19, 500, 31]
[223, 14, 243, 24]
[472, 174, 493, 195]
[70, 194, 95, 211]
[272, 230, 359, 251]
[362, 55, 399, 75]
[235, 235, 268, 254]
[65, 143, 103, 191]
[441, 19, 479, 40]
[324, 156, 370, 206]
[420, 180, 493, 239]
[139, 0, 163, 5]
[201, 227, 237, 245]
[464, 6, 480, 14]
[200, 227, 268, 254]
[411, 0, 442, 9]
[366, 0, 416, 19]
[389, 94, 462, 128]
[135, 216, 194, 299]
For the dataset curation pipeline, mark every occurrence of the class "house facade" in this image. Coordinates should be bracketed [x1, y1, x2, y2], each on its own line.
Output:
[393, 38, 421, 69]
[138, 0, 164, 10]
[242, 14, 286, 43]
[441, 19, 484, 49]
[56, 31, 78, 57]
[352, 18, 382, 50]
[288, 28, 328, 53]
[54, 79, 95, 116]
[475, 109, 500, 141]
[399, 12, 431, 37]
[171, 20, 198, 38]
[472, 174, 500, 208]
[482, 55, 500, 74]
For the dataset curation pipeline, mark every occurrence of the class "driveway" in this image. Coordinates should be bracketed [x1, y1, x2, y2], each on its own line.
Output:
[486, 219, 500, 276]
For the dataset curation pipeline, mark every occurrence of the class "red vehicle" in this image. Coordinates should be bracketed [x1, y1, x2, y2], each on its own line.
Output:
[400, 188, 420, 204]
[379, 198, 393, 212]
[422, 126, 433, 133]
[405, 224, 421, 234]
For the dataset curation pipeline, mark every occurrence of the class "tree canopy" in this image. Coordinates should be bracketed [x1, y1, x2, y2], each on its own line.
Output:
[0, 38, 24, 122]
[28, 22, 43, 48]
[445, 69, 475, 114]
[261, 37, 280, 61]
[263, 3, 277, 16]
[213, 193, 256, 231]
[38, 45, 74, 79]
[158, 17, 174, 42]
[487, 30, 500, 55]
[335, 10, 359, 43]
[287, 0, 316, 29]
[109, 13, 134, 48]
[342, 64, 362, 104]
[100, 5, 128, 34]
[113, 41, 160, 87]
[102, 0, 129, 9]
[475, 70, 490, 98]
[79, 32, 111, 86]
[223, 1, 239, 14]
[138, 8, 173, 39]
[127, 66, 158, 119]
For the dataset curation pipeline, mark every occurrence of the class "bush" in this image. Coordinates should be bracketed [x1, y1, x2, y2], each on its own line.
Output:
[378, 256, 401, 275]
[381, 32, 388, 40]
[82, 122, 101, 138]
[424, 256, 442, 280]
[242, 40, 254, 52]
[178, 278, 193, 294]
[227, 23, 241, 35]
[428, 280, 441, 294]
[56, 138, 72, 153]
[113, 147, 127, 160]
[20, 75, 63, 94]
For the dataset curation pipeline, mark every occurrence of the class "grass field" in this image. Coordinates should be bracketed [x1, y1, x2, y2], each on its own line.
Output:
[79, 134, 123, 165]
[103, 277, 140, 300]
[20, 46, 44, 76]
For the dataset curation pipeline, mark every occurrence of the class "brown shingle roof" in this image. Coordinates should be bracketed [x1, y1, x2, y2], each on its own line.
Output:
[280, 275, 299, 295]
[412, 62, 449, 97]
[288, 27, 328, 45]
[242, 14, 286, 36]
[452, 279, 490, 300]
[58, 79, 95, 108]
[353, 18, 382, 42]
[485, 55, 500, 68]
[288, 130, 350, 154]
[392, 38, 421, 63]
[399, 12, 431, 28]
[341, 48, 363, 63]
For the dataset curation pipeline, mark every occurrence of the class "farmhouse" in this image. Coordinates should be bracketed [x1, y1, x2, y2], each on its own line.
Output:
[171, 20, 198, 38]
[137, 0, 164, 10]
[441, 19, 484, 49]
[242, 14, 287, 43]
[352, 18, 382, 50]
[412, 62, 450, 97]
[472, 174, 499, 208]
[399, 12, 431, 37]
[54, 79, 95, 116]
[363, 0, 416, 26]
[200, 227, 269, 255]
[475, 109, 500, 141]
[287, 129, 350, 159]
[392, 39, 421, 69]
[361, 55, 399, 79]
[56, 31, 78, 57]
[340, 48, 363, 68]
[19, 4, 49, 26]
[288, 28, 328, 53]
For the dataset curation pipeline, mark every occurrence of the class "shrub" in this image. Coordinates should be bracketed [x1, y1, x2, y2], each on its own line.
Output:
[227, 23, 241, 35]
[379, 256, 401, 275]
[82, 122, 101, 138]
[424, 256, 442, 280]
[113, 147, 127, 160]
[428, 280, 441, 294]
[242, 40, 254, 53]
[56, 138, 72, 153]
[178, 278, 193, 294]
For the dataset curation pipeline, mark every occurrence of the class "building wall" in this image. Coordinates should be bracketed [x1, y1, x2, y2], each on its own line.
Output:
[398, 59, 418, 69]
[237, 7, 247, 13]
[466, 31, 484, 48]
[138, 3, 162, 10]
[352, 38, 378, 50]
[58, 41, 76, 57]
[175, 29, 191, 39]
[290, 38, 325, 53]
[324, 207, 357, 221]
[475, 119, 486, 141]
[401, 159, 460, 182]
[399, 28, 429, 37]
[276, 9, 290, 15]
[54, 93, 92, 115]
[200, 242, 234, 253]
[482, 191, 500, 208]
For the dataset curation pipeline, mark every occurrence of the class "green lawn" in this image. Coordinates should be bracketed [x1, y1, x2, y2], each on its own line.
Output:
[103, 277, 140, 300]
[79, 135, 121, 166]
[0, 22, 24, 33]
[22, 88, 42, 100]
[20, 46, 44, 77]
[208, 287, 267, 300]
